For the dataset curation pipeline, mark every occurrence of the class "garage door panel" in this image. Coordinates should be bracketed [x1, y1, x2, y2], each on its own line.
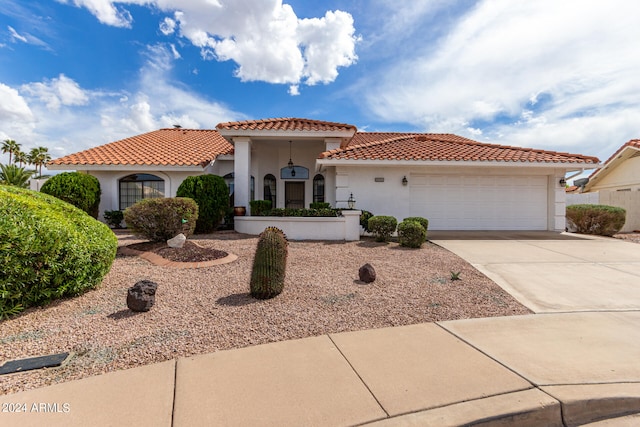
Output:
[410, 174, 548, 230]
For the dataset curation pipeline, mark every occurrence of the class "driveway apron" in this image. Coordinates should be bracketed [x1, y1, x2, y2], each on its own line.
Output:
[429, 231, 640, 313]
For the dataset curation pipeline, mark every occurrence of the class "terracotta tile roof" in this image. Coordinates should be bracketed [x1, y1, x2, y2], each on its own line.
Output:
[216, 117, 357, 132]
[589, 139, 640, 178]
[48, 129, 233, 167]
[319, 132, 600, 164]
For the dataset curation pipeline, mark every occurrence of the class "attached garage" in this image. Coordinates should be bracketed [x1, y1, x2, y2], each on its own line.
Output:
[409, 174, 548, 230]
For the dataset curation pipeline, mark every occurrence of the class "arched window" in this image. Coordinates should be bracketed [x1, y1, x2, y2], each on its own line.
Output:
[264, 174, 276, 208]
[119, 174, 164, 210]
[313, 174, 325, 203]
[223, 173, 255, 205]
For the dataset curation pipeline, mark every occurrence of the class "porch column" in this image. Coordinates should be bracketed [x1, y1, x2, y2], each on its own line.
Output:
[233, 137, 252, 210]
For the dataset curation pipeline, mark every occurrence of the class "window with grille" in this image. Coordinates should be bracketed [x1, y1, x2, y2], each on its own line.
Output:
[264, 174, 276, 208]
[313, 174, 325, 203]
[119, 174, 165, 210]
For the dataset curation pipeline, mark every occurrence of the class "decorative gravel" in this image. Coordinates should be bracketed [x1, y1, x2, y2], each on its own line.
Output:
[0, 231, 531, 395]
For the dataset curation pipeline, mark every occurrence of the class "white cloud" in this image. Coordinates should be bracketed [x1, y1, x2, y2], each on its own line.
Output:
[0, 83, 34, 122]
[60, 0, 359, 91]
[7, 25, 52, 50]
[159, 16, 176, 35]
[363, 0, 640, 159]
[57, 0, 136, 28]
[288, 84, 300, 96]
[1, 43, 241, 164]
[21, 74, 90, 111]
[8, 26, 28, 43]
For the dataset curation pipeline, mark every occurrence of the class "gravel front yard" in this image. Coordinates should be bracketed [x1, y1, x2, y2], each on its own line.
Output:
[1, 231, 531, 395]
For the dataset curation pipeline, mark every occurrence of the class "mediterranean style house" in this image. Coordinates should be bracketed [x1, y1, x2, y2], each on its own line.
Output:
[48, 117, 600, 231]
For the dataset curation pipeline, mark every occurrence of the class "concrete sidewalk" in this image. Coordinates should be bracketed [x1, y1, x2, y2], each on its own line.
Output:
[2, 311, 640, 426]
[2, 232, 640, 426]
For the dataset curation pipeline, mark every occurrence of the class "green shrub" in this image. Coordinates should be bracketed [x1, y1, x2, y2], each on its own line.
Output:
[104, 210, 124, 228]
[360, 210, 374, 232]
[124, 197, 198, 242]
[0, 164, 33, 188]
[40, 172, 101, 218]
[250, 200, 272, 216]
[264, 207, 340, 217]
[368, 215, 398, 242]
[250, 227, 288, 299]
[310, 202, 331, 209]
[566, 204, 626, 236]
[176, 174, 229, 233]
[0, 185, 117, 318]
[398, 220, 426, 248]
[403, 216, 429, 232]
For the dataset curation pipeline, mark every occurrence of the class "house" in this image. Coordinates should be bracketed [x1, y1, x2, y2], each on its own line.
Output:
[567, 139, 640, 232]
[583, 140, 640, 193]
[48, 117, 599, 231]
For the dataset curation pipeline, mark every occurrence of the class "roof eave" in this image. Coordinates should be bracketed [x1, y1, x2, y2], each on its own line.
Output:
[316, 158, 601, 170]
[218, 129, 356, 141]
[46, 164, 206, 172]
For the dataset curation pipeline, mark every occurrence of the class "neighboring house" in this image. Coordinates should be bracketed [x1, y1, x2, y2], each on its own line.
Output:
[567, 139, 640, 232]
[48, 117, 599, 231]
[583, 140, 640, 193]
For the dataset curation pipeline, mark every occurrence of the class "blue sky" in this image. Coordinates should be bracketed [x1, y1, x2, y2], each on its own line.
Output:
[1, 0, 639, 180]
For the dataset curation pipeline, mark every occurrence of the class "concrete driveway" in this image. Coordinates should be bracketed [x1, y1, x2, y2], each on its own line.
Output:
[429, 231, 640, 313]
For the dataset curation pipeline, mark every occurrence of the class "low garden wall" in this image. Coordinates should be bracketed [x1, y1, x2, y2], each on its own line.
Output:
[234, 210, 362, 241]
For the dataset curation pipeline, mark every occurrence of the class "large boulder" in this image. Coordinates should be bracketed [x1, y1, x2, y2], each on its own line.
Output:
[359, 263, 376, 283]
[127, 280, 158, 312]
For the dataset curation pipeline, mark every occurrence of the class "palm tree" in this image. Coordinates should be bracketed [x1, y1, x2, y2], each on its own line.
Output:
[28, 147, 51, 178]
[0, 164, 33, 188]
[1, 139, 20, 164]
[14, 150, 27, 167]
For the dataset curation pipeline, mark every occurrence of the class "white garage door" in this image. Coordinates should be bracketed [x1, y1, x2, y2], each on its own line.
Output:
[410, 174, 548, 230]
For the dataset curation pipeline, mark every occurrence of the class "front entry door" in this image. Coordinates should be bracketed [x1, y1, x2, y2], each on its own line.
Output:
[285, 182, 305, 208]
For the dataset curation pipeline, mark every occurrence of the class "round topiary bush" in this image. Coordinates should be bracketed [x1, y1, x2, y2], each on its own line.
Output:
[40, 171, 101, 218]
[566, 204, 626, 236]
[398, 220, 427, 248]
[0, 185, 117, 318]
[402, 216, 429, 232]
[368, 215, 398, 242]
[176, 174, 229, 233]
[124, 197, 198, 242]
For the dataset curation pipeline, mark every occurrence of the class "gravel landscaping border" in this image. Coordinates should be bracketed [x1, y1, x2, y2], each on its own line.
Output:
[0, 230, 532, 395]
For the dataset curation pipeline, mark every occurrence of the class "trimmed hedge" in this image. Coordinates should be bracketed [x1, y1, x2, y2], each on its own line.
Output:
[250, 200, 272, 216]
[0, 185, 117, 318]
[566, 204, 626, 236]
[368, 215, 397, 242]
[310, 202, 331, 209]
[398, 220, 426, 248]
[124, 197, 198, 242]
[40, 172, 101, 218]
[266, 207, 340, 217]
[176, 175, 229, 233]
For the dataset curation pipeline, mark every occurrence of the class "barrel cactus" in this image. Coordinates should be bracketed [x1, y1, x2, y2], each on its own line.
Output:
[250, 227, 288, 299]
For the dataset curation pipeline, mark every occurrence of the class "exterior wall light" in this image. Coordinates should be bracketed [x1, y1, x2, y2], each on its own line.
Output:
[402, 176, 408, 186]
[347, 193, 356, 209]
[559, 178, 566, 187]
